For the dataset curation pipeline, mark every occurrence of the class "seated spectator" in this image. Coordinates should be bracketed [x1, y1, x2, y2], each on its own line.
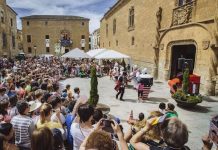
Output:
[74, 87, 80, 100]
[11, 100, 35, 150]
[70, 104, 94, 150]
[31, 127, 53, 150]
[36, 103, 62, 130]
[158, 102, 166, 114]
[166, 103, 178, 118]
[130, 117, 189, 150]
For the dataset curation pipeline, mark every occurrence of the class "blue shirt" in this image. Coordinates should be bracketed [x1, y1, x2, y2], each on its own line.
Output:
[65, 113, 75, 148]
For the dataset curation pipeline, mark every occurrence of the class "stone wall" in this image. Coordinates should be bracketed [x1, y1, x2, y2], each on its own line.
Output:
[100, 0, 218, 95]
[22, 18, 90, 55]
[0, 0, 18, 57]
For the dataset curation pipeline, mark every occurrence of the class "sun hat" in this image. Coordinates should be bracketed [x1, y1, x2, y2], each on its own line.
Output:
[28, 101, 42, 112]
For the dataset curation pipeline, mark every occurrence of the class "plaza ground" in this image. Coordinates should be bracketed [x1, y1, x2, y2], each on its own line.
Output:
[60, 77, 218, 150]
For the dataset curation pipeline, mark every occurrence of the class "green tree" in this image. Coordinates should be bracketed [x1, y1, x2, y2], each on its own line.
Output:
[88, 66, 99, 106]
[182, 68, 190, 95]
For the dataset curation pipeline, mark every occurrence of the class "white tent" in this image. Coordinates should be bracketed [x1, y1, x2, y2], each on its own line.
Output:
[95, 50, 130, 59]
[86, 49, 107, 58]
[61, 48, 91, 59]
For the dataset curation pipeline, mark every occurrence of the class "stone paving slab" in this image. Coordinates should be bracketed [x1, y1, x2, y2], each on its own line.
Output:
[60, 77, 218, 150]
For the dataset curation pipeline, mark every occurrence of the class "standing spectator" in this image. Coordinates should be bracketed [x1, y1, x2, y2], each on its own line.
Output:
[70, 104, 94, 150]
[8, 96, 18, 118]
[11, 101, 35, 150]
[36, 103, 62, 130]
[31, 127, 53, 150]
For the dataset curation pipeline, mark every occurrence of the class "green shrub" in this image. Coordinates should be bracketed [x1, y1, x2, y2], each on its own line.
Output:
[88, 66, 99, 107]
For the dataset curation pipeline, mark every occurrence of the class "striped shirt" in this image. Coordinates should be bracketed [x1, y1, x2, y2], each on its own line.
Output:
[11, 115, 35, 148]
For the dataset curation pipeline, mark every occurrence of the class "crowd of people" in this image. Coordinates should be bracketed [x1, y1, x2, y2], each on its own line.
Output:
[0, 57, 217, 150]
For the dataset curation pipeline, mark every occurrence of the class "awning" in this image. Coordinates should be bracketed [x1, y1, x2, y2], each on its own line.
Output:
[61, 48, 91, 59]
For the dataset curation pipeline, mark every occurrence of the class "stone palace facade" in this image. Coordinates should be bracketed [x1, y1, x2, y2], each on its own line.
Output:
[100, 0, 218, 95]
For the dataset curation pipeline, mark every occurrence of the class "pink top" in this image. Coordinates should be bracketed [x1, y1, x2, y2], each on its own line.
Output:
[138, 83, 144, 91]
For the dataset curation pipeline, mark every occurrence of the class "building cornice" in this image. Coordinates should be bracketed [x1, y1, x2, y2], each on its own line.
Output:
[21, 15, 90, 21]
[101, 0, 129, 21]
[6, 5, 17, 15]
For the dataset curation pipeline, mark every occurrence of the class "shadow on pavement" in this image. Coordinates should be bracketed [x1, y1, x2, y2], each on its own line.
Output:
[202, 96, 218, 102]
[177, 105, 211, 113]
[124, 99, 137, 103]
[148, 97, 169, 103]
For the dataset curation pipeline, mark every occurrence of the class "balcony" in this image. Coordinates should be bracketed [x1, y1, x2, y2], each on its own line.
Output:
[171, 1, 196, 26]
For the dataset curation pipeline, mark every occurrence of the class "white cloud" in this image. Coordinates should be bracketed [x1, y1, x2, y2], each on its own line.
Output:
[6, 0, 114, 33]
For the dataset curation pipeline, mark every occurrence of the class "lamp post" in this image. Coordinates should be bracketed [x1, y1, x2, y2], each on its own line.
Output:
[33, 45, 37, 57]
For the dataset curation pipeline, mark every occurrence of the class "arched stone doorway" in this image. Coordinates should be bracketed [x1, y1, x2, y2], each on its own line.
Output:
[170, 44, 196, 79]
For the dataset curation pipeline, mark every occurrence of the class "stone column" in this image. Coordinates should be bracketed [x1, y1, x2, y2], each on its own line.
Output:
[153, 7, 162, 79]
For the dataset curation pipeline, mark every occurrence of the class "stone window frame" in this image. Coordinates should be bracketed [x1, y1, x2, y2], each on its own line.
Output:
[10, 18, 13, 27]
[128, 6, 135, 31]
[106, 23, 108, 37]
[12, 34, 16, 49]
[82, 22, 85, 26]
[176, 0, 193, 7]
[113, 19, 116, 35]
[81, 35, 85, 39]
[27, 21, 30, 26]
[27, 35, 32, 43]
[131, 36, 135, 45]
[1, 10, 4, 23]
[28, 47, 32, 53]
[46, 47, 50, 53]
[2, 32, 7, 48]
[116, 40, 118, 46]
[45, 35, 49, 39]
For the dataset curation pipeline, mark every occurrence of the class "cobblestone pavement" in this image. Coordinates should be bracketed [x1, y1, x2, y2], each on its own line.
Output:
[60, 77, 218, 150]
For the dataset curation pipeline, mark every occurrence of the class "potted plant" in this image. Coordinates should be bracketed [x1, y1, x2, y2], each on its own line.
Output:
[88, 66, 110, 113]
[172, 68, 202, 107]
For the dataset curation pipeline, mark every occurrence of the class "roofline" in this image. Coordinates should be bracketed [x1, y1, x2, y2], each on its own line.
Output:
[21, 15, 90, 21]
[100, 0, 125, 21]
[6, 5, 17, 15]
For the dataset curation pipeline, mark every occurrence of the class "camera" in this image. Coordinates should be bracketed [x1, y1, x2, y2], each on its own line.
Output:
[101, 119, 114, 133]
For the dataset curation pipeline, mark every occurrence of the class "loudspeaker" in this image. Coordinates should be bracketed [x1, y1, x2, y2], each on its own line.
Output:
[184, 59, 194, 71]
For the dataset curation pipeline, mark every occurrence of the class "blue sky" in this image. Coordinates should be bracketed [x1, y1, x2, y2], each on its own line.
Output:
[6, 0, 117, 33]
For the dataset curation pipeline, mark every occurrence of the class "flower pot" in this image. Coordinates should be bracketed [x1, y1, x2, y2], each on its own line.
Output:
[173, 98, 199, 108]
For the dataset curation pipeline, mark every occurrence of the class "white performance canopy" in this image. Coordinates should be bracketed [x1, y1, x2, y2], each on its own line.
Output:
[95, 50, 130, 59]
[86, 49, 107, 58]
[61, 48, 91, 59]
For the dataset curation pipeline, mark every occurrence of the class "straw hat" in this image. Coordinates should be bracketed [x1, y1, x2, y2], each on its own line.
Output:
[28, 101, 42, 112]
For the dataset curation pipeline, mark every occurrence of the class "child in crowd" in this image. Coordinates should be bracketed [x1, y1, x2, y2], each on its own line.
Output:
[158, 102, 166, 114]
[74, 87, 80, 100]
[166, 103, 178, 117]
[138, 82, 144, 101]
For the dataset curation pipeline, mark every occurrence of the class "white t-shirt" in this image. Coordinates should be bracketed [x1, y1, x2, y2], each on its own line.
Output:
[70, 123, 94, 150]
[51, 113, 66, 125]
